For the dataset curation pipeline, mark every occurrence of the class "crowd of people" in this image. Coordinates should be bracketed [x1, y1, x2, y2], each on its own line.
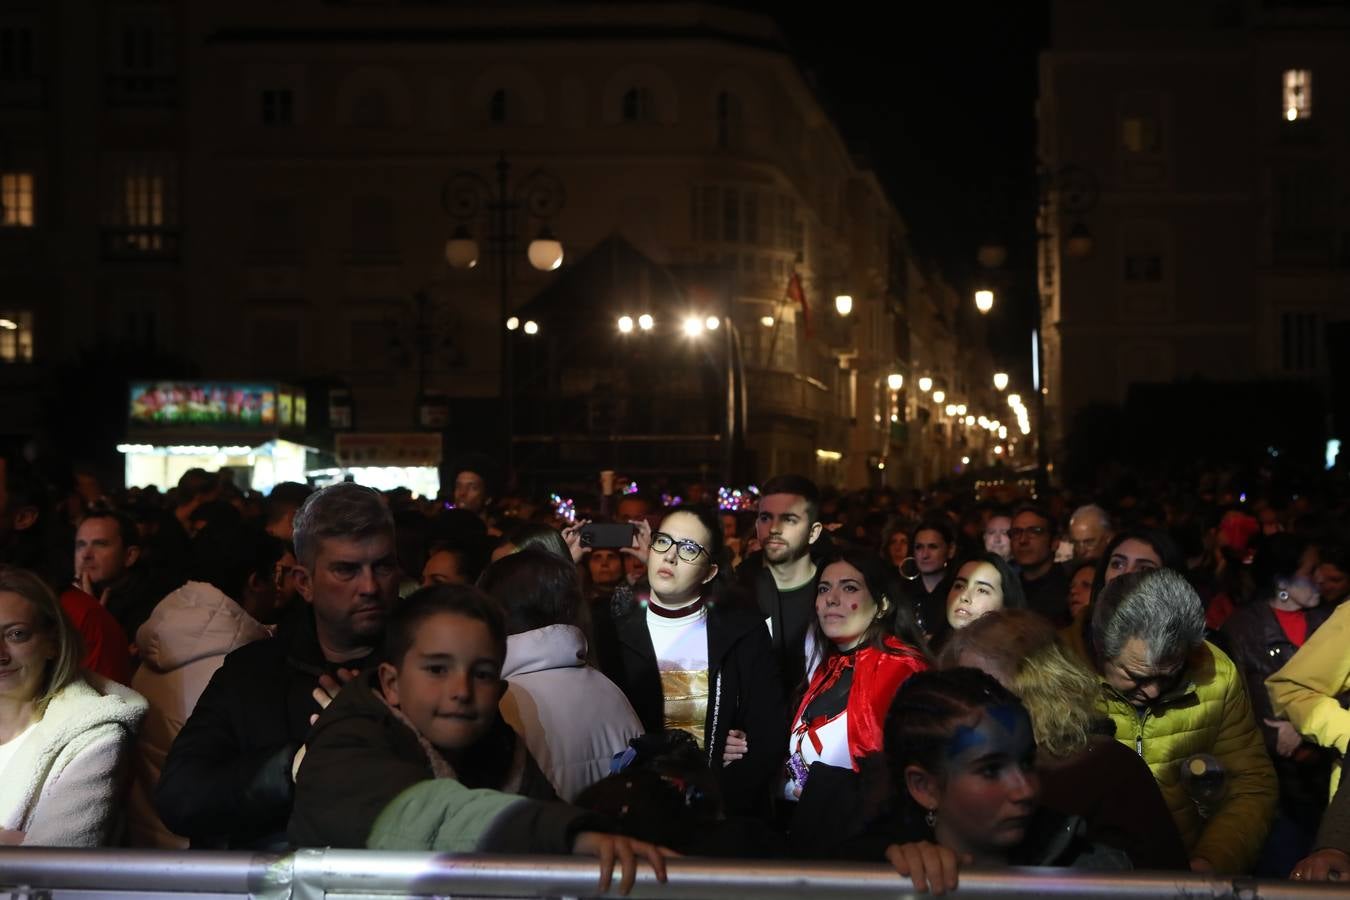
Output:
[2, 449, 1350, 893]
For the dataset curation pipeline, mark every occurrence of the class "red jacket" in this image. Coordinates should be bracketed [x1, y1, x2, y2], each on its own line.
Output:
[792, 635, 927, 770]
[59, 587, 134, 685]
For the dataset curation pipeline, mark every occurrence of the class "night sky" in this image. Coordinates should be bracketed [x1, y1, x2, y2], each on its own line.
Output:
[727, 0, 1051, 375]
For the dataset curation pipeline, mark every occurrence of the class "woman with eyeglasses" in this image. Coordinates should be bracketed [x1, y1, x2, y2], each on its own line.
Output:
[603, 505, 787, 816]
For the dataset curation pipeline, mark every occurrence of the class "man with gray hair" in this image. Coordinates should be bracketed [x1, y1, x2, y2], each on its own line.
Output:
[1086, 568, 1276, 875]
[1068, 503, 1113, 561]
[156, 483, 399, 849]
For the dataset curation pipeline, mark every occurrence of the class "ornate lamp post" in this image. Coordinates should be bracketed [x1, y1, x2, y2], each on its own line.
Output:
[442, 154, 565, 477]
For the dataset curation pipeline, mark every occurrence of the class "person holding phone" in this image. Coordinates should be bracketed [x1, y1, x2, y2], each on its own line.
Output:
[602, 505, 787, 817]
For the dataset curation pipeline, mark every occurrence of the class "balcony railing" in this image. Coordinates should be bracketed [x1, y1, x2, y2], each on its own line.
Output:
[101, 227, 181, 261]
[0, 847, 1340, 900]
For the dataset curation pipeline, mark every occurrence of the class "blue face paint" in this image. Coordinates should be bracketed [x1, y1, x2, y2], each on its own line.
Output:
[945, 704, 1028, 762]
[986, 703, 1021, 734]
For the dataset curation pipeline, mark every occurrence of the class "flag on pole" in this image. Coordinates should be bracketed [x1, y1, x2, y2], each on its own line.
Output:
[787, 271, 811, 337]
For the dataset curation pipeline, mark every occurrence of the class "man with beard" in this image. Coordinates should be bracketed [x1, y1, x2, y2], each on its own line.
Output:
[155, 483, 398, 849]
[745, 474, 824, 694]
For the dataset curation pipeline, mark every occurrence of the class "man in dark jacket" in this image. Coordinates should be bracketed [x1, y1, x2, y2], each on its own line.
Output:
[155, 482, 400, 849]
[744, 474, 825, 696]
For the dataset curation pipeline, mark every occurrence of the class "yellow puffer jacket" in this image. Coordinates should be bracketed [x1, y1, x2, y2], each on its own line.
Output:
[1093, 641, 1276, 874]
[1266, 601, 1350, 798]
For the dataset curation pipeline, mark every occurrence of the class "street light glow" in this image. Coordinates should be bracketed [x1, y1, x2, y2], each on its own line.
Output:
[760, 316, 775, 328]
[887, 373, 904, 391]
[682, 316, 704, 337]
[918, 376, 933, 393]
[945, 404, 957, 417]
[523, 320, 539, 335]
[638, 314, 654, 331]
[994, 445, 1004, 455]
[975, 290, 994, 314]
[705, 316, 720, 331]
[932, 390, 946, 404]
[1007, 393, 1022, 407]
[617, 316, 634, 333]
[964, 415, 976, 426]
[993, 372, 1009, 391]
[505, 316, 520, 331]
[955, 404, 967, 415]
[835, 294, 853, 316]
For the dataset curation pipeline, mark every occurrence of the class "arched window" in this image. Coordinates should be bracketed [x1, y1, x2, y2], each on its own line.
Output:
[621, 86, 652, 123]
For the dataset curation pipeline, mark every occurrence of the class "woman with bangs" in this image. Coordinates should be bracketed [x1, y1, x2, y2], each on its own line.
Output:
[941, 608, 1187, 870]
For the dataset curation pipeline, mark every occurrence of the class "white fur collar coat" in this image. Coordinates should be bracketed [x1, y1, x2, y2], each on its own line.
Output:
[0, 673, 147, 846]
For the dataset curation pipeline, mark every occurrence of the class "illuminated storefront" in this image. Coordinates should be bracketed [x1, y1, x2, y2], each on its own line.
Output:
[119, 381, 314, 492]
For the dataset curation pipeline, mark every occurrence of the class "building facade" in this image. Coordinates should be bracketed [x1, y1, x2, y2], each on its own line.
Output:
[1039, 0, 1350, 465]
[3, 0, 1000, 491]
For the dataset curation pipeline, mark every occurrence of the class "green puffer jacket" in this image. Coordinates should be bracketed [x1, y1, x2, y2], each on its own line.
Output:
[1095, 641, 1276, 874]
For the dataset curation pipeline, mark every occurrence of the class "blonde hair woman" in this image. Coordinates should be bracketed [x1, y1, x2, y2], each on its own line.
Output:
[940, 608, 1188, 870]
[0, 567, 147, 846]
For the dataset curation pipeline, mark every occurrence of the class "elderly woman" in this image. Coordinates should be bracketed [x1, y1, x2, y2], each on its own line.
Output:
[1079, 568, 1275, 875]
[0, 567, 147, 846]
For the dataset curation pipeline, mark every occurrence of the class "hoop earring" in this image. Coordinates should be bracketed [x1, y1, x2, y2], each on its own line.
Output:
[1278, 590, 1290, 602]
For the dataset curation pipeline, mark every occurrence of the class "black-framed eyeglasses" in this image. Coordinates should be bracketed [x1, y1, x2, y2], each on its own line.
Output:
[1010, 526, 1048, 539]
[650, 532, 709, 563]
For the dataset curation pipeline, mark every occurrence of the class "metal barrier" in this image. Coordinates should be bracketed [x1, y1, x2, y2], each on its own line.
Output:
[0, 848, 1344, 899]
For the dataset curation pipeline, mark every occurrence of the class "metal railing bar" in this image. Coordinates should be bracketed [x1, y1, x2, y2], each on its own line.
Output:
[1, 848, 1344, 899]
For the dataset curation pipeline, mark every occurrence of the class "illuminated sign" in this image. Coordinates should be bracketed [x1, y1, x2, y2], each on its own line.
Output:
[129, 382, 277, 429]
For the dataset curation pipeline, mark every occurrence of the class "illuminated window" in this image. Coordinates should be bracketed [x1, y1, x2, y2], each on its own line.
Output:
[1121, 116, 1159, 154]
[1283, 69, 1311, 122]
[102, 156, 179, 257]
[0, 171, 34, 227]
[0, 310, 33, 363]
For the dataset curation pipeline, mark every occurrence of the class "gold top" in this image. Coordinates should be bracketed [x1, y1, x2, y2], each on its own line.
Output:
[660, 668, 710, 749]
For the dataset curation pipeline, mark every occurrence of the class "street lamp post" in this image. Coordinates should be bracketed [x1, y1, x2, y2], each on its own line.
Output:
[442, 153, 565, 479]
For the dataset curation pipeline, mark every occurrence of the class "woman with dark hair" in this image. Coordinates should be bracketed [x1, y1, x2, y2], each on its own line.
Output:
[943, 552, 1025, 633]
[1223, 533, 1336, 875]
[900, 516, 959, 638]
[0, 567, 147, 846]
[780, 550, 928, 852]
[602, 505, 786, 816]
[848, 668, 1129, 894]
[490, 522, 572, 565]
[478, 550, 642, 801]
